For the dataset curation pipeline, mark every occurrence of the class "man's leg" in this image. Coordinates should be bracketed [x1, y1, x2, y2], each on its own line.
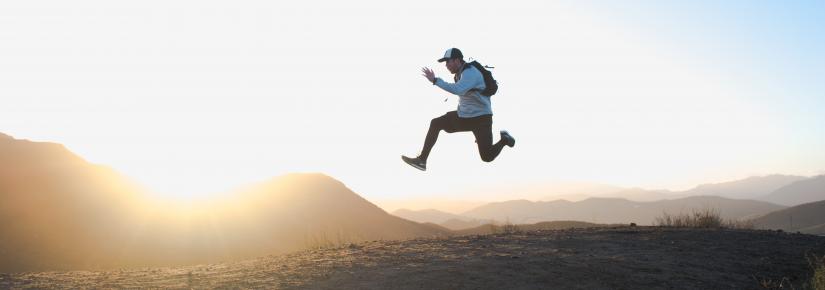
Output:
[472, 115, 506, 162]
[419, 111, 460, 162]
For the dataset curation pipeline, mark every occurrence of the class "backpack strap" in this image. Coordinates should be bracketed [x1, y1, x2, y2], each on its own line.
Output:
[454, 62, 469, 82]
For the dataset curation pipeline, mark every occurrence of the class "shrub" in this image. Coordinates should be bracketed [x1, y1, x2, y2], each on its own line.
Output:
[810, 255, 825, 290]
[654, 208, 755, 229]
[489, 218, 522, 235]
[501, 221, 521, 235]
[725, 219, 755, 230]
[654, 208, 723, 228]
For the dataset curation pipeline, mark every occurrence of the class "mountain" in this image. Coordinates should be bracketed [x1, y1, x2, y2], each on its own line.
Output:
[681, 175, 807, 200]
[531, 182, 625, 201]
[759, 175, 825, 206]
[461, 196, 785, 225]
[376, 199, 486, 215]
[392, 208, 469, 224]
[0, 133, 448, 272]
[440, 218, 486, 231]
[0, 133, 153, 272]
[220, 173, 451, 247]
[606, 188, 676, 202]
[392, 208, 491, 230]
[462, 199, 572, 224]
[752, 200, 825, 235]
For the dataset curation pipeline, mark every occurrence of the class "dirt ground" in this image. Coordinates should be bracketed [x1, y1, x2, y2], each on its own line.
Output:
[2, 227, 824, 289]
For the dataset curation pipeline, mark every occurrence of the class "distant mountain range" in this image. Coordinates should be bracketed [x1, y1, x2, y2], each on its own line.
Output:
[759, 176, 825, 206]
[681, 175, 809, 201]
[393, 173, 822, 228]
[392, 208, 491, 230]
[460, 196, 784, 225]
[0, 133, 448, 272]
[499, 174, 819, 206]
[665, 174, 821, 206]
[394, 195, 785, 227]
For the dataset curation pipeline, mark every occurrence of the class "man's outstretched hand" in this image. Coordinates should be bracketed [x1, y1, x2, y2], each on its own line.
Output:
[421, 67, 436, 84]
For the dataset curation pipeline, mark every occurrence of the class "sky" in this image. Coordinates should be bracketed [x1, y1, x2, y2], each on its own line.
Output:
[1, 0, 824, 206]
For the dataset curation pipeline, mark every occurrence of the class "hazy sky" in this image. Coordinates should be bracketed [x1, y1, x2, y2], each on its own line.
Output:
[2, 1, 823, 203]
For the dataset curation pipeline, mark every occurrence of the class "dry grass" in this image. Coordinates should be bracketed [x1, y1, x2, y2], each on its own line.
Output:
[654, 208, 754, 229]
[758, 277, 792, 289]
[654, 208, 723, 228]
[769, 255, 825, 290]
[304, 230, 360, 250]
[488, 218, 522, 235]
[724, 218, 755, 230]
[809, 255, 825, 290]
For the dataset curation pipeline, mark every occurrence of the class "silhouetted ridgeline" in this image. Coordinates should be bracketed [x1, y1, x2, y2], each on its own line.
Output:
[0, 133, 448, 272]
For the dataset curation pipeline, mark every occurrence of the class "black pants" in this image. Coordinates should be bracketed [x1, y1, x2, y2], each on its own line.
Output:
[419, 111, 505, 163]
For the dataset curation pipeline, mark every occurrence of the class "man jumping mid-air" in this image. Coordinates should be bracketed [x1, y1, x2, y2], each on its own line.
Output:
[402, 48, 515, 171]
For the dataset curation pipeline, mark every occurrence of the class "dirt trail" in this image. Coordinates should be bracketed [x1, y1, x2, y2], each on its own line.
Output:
[2, 227, 823, 289]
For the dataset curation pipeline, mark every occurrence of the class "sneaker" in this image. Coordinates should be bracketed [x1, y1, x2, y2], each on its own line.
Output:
[401, 155, 426, 171]
[500, 130, 516, 148]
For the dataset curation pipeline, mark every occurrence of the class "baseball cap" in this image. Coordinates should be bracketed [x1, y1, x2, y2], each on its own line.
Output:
[437, 48, 463, 62]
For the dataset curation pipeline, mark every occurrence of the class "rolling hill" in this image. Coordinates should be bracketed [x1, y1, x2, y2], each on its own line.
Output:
[759, 175, 825, 206]
[392, 208, 468, 225]
[681, 175, 806, 200]
[753, 200, 825, 235]
[439, 218, 486, 231]
[392, 208, 490, 230]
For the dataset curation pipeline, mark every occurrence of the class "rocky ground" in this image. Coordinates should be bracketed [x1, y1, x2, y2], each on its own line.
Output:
[2, 227, 824, 289]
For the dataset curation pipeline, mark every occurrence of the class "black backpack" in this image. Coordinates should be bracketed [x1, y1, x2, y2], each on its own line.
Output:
[458, 61, 498, 97]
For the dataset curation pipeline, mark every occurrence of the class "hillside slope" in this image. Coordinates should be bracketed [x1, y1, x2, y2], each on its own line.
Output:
[682, 175, 806, 200]
[3, 228, 822, 289]
[753, 200, 825, 235]
[760, 176, 825, 206]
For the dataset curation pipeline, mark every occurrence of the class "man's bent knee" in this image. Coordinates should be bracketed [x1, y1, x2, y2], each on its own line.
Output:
[429, 118, 448, 132]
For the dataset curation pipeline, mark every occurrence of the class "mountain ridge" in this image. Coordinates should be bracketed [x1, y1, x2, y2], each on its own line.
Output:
[0, 133, 448, 272]
[753, 199, 825, 235]
[759, 175, 825, 206]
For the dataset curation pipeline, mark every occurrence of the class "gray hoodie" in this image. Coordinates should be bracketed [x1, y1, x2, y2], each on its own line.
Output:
[434, 64, 492, 118]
